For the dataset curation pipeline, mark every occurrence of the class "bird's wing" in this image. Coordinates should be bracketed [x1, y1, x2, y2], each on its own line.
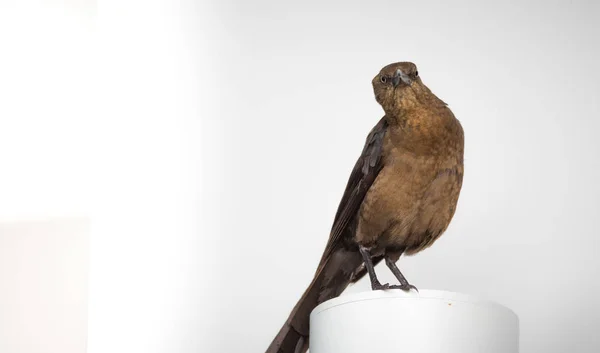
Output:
[316, 116, 388, 269]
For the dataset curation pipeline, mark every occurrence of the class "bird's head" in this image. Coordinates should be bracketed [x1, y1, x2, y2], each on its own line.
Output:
[372, 62, 423, 114]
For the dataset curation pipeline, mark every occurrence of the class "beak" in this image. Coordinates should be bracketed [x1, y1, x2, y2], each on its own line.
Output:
[392, 68, 412, 87]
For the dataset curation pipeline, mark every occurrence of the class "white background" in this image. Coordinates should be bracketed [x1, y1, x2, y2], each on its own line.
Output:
[0, 219, 89, 353]
[1, 1, 599, 353]
[0, 2, 94, 353]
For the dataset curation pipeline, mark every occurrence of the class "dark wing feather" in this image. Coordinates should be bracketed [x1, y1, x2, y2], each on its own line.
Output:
[316, 117, 388, 268]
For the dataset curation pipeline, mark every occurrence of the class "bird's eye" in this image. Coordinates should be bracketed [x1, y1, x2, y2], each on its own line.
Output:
[415, 71, 419, 77]
[380, 76, 387, 83]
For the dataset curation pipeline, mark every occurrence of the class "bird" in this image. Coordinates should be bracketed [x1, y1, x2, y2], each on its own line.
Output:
[266, 62, 464, 353]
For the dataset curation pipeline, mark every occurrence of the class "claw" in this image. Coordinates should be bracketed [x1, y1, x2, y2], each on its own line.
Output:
[389, 284, 419, 293]
[372, 281, 391, 290]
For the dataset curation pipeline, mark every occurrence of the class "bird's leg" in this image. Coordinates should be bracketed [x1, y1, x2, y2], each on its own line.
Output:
[358, 245, 389, 290]
[385, 256, 418, 292]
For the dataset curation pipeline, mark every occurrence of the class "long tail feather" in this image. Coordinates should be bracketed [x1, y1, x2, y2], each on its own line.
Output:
[266, 247, 363, 353]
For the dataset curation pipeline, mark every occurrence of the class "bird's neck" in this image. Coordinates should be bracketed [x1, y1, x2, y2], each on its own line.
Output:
[383, 94, 460, 156]
[384, 87, 446, 126]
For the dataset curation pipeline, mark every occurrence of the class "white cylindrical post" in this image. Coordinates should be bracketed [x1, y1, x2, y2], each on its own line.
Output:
[310, 290, 519, 353]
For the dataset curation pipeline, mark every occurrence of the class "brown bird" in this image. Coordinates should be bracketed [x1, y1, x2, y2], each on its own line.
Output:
[266, 62, 464, 353]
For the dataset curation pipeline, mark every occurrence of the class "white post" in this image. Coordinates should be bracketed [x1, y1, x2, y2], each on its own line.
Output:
[310, 290, 519, 353]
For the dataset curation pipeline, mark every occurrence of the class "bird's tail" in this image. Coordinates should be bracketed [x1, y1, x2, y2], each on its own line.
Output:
[265, 247, 363, 353]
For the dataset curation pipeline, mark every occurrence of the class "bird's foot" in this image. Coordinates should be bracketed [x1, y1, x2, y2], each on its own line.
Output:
[371, 281, 391, 290]
[388, 284, 419, 292]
